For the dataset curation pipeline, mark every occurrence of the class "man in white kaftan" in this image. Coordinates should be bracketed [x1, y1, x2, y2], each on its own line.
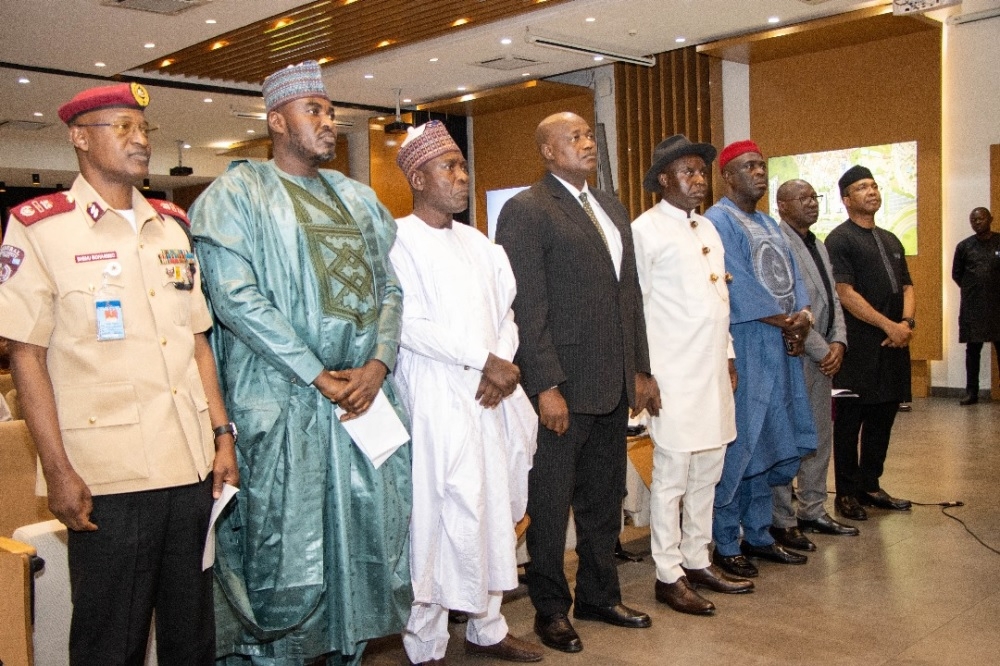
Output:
[390, 121, 542, 665]
[632, 135, 754, 617]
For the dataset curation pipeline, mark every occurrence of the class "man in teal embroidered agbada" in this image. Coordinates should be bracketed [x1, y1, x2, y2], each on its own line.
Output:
[189, 60, 412, 665]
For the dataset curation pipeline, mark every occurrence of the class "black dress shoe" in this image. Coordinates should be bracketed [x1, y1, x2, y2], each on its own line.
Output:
[898, 402, 912, 412]
[835, 494, 868, 521]
[711, 550, 758, 578]
[615, 539, 644, 562]
[534, 612, 582, 653]
[798, 513, 860, 536]
[682, 565, 754, 594]
[857, 489, 912, 511]
[572, 601, 652, 628]
[740, 541, 808, 565]
[960, 392, 979, 406]
[654, 577, 715, 615]
[769, 526, 816, 552]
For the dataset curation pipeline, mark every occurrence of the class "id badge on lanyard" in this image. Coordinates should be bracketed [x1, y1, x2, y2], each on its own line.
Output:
[94, 261, 125, 341]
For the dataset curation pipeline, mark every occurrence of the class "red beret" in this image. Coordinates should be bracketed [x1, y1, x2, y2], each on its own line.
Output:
[58, 82, 150, 124]
[718, 139, 762, 170]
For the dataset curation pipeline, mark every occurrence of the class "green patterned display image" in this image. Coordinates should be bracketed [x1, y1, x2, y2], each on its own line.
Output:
[767, 141, 918, 255]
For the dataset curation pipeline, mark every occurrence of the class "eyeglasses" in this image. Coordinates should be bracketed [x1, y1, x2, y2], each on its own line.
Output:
[73, 120, 158, 138]
[793, 194, 823, 204]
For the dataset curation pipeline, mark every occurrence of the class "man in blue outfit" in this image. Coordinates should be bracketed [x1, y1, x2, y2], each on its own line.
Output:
[704, 140, 817, 580]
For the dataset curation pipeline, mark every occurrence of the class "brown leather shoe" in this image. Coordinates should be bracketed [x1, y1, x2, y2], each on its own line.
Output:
[682, 564, 754, 594]
[769, 525, 816, 552]
[466, 634, 544, 662]
[654, 576, 715, 615]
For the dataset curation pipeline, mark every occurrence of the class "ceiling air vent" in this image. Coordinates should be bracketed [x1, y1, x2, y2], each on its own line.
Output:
[100, 0, 208, 15]
[0, 120, 53, 131]
[797, 0, 835, 4]
[475, 55, 544, 71]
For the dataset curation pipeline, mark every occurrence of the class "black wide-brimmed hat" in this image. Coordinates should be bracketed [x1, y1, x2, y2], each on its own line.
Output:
[642, 134, 718, 194]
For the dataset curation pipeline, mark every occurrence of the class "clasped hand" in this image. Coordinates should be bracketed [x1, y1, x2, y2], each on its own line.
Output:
[314, 359, 388, 421]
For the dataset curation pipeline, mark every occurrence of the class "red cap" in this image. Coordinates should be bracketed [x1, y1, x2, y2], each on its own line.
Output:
[718, 139, 762, 170]
[58, 82, 150, 124]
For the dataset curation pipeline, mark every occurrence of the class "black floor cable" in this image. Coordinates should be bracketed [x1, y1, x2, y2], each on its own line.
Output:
[820, 491, 1000, 556]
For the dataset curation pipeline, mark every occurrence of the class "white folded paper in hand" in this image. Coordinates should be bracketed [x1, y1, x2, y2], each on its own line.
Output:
[335, 388, 409, 468]
[203, 482, 239, 571]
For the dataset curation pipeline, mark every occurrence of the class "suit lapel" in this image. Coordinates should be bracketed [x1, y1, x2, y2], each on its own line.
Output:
[543, 174, 617, 276]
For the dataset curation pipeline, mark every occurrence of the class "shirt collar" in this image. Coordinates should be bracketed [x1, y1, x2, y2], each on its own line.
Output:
[70, 174, 160, 229]
[551, 173, 590, 199]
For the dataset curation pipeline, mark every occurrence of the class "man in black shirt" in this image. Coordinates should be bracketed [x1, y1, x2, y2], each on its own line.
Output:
[951, 207, 1000, 405]
[825, 166, 915, 522]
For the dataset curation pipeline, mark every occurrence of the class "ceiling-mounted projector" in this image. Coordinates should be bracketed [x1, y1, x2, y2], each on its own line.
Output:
[170, 139, 193, 176]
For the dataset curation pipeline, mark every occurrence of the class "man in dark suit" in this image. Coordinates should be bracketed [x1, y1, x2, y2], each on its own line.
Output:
[772, 179, 859, 553]
[496, 112, 660, 654]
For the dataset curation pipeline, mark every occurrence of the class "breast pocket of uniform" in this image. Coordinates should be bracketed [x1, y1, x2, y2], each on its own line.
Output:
[159, 258, 197, 327]
[54, 266, 125, 340]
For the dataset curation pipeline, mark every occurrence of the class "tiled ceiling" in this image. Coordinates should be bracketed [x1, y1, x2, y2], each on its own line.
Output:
[139, 0, 573, 84]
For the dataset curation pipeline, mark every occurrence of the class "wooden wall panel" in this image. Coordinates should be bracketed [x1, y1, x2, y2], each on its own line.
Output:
[369, 120, 413, 219]
[472, 94, 594, 234]
[750, 30, 942, 390]
[615, 48, 716, 221]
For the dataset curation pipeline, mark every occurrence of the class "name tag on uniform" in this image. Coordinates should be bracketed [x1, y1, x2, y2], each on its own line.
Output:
[95, 300, 125, 341]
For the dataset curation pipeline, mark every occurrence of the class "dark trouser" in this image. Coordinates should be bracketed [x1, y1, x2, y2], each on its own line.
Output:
[68, 478, 215, 666]
[525, 392, 628, 617]
[833, 402, 899, 498]
[965, 341, 998, 393]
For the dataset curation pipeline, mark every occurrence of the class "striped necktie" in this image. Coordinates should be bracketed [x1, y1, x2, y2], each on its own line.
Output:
[579, 192, 610, 250]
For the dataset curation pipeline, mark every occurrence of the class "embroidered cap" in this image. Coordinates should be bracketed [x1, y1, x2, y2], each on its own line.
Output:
[718, 139, 763, 171]
[58, 82, 150, 124]
[262, 60, 329, 112]
[396, 121, 461, 178]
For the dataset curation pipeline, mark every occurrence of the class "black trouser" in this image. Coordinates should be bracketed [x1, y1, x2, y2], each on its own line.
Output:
[525, 392, 629, 617]
[965, 341, 998, 392]
[833, 401, 899, 498]
[67, 478, 215, 666]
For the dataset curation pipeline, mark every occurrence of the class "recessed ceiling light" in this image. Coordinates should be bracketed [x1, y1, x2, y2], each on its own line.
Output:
[452, 18, 469, 27]
[95, 61, 106, 67]
[247, 129, 256, 134]
[33, 112, 43, 117]
[675, 37, 686, 43]
[429, 57, 439, 62]
[377, 40, 392, 48]
[585, 17, 596, 23]
[768, 16, 780, 24]
[501, 37, 512, 45]
[364, 74, 374, 79]
[17, 77, 29, 84]
[205, 19, 216, 24]
[317, 57, 330, 64]
[457, 86, 467, 91]
[522, 72, 531, 77]
[144, 42, 155, 48]
[377, 116, 386, 121]
[210, 41, 228, 50]
[183, 144, 191, 149]
[160, 59, 174, 67]
[402, 98, 412, 103]
[593, 56, 604, 61]
[203, 98, 213, 103]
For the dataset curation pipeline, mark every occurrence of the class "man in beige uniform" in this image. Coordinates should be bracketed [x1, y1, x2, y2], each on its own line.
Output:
[0, 82, 238, 666]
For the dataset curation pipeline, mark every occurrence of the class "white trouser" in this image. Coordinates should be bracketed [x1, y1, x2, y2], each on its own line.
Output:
[650, 444, 726, 583]
[402, 591, 508, 663]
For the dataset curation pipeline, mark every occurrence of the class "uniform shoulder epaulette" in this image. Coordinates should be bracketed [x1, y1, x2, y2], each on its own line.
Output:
[10, 192, 76, 226]
[148, 199, 190, 227]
